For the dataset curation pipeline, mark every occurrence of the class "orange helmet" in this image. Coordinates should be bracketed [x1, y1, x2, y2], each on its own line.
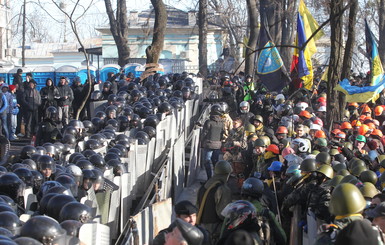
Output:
[314, 130, 326, 138]
[366, 122, 376, 130]
[266, 144, 280, 154]
[276, 126, 288, 134]
[335, 131, 346, 139]
[340, 122, 352, 130]
[331, 129, 342, 135]
[358, 124, 370, 136]
[299, 110, 312, 119]
[359, 115, 367, 122]
[371, 129, 383, 137]
[361, 104, 372, 114]
[352, 120, 362, 127]
[375, 106, 384, 116]
[348, 102, 359, 108]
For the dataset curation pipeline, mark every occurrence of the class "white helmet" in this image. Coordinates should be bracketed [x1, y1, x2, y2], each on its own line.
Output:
[275, 94, 285, 101]
[291, 138, 310, 153]
[240, 101, 249, 113]
[296, 102, 309, 111]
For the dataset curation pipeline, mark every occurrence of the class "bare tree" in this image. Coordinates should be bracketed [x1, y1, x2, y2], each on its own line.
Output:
[198, 0, 208, 77]
[326, 0, 345, 130]
[245, 0, 258, 75]
[145, 0, 167, 65]
[104, 0, 130, 67]
[51, 0, 94, 120]
[378, 0, 385, 67]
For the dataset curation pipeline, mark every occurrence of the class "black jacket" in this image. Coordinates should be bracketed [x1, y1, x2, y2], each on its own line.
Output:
[57, 83, 74, 106]
[21, 87, 41, 111]
[40, 84, 60, 108]
[201, 115, 224, 149]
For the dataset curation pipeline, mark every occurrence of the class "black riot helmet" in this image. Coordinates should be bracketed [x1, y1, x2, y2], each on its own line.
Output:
[158, 102, 173, 114]
[90, 90, 102, 101]
[84, 139, 101, 150]
[36, 181, 63, 202]
[142, 126, 156, 139]
[59, 201, 93, 223]
[20, 215, 67, 244]
[46, 194, 76, 220]
[143, 115, 159, 128]
[76, 159, 94, 170]
[55, 175, 78, 198]
[20, 146, 37, 160]
[135, 131, 150, 143]
[60, 220, 82, 237]
[107, 94, 118, 104]
[31, 170, 43, 194]
[89, 154, 107, 171]
[61, 134, 76, 147]
[82, 120, 94, 134]
[22, 159, 37, 171]
[117, 115, 130, 132]
[13, 168, 33, 187]
[36, 155, 56, 173]
[0, 211, 22, 236]
[45, 106, 58, 120]
[0, 173, 25, 202]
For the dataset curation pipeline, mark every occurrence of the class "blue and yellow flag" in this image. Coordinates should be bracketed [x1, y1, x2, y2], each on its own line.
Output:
[335, 77, 385, 103]
[290, 0, 324, 90]
[365, 19, 384, 86]
[256, 18, 290, 92]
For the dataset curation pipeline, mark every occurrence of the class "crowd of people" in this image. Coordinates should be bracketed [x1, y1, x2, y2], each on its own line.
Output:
[0, 66, 384, 244]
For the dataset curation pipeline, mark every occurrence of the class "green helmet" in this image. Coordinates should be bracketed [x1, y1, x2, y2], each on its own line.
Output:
[343, 142, 353, 151]
[315, 152, 331, 165]
[380, 159, 385, 169]
[214, 160, 232, 175]
[254, 115, 263, 123]
[337, 169, 350, 176]
[351, 165, 367, 177]
[349, 159, 366, 171]
[315, 138, 327, 147]
[378, 155, 385, 164]
[316, 164, 334, 179]
[328, 175, 344, 188]
[311, 150, 320, 155]
[300, 158, 317, 172]
[329, 183, 366, 216]
[360, 182, 379, 199]
[259, 136, 271, 147]
[253, 139, 266, 147]
[245, 123, 255, 133]
[329, 149, 339, 156]
[356, 135, 366, 143]
[340, 174, 358, 184]
[359, 170, 378, 185]
[333, 163, 347, 172]
[344, 110, 350, 118]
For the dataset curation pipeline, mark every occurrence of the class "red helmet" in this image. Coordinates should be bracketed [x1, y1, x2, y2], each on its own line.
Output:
[266, 144, 280, 155]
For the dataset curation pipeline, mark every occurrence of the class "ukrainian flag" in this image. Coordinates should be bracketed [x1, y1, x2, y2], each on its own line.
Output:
[335, 77, 385, 103]
[365, 19, 384, 86]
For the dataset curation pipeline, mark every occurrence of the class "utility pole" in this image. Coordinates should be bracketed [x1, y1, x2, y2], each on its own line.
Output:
[22, 0, 26, 66]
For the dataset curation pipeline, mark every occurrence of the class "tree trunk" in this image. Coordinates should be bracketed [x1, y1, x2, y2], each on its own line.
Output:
[326, 0, 344, 131]
[245, 0, 258, 76]
[281, 0, 297, 68]
[198, 0, 208, 77]
[378, 0, 385, 67]
[104, 0, 130, 67]
[341, 0, 357, 79]
[145, 0, 167, 64]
